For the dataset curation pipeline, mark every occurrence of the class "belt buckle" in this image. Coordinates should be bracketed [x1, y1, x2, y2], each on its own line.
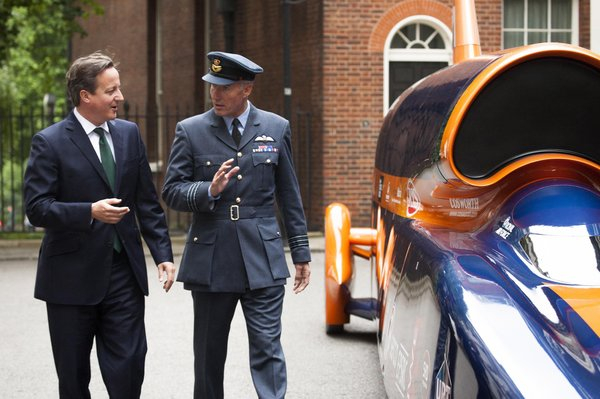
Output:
[230, 205, 240, 221]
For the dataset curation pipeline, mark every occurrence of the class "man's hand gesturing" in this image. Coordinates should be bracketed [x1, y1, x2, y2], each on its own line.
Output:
[210, 158, 240, 197]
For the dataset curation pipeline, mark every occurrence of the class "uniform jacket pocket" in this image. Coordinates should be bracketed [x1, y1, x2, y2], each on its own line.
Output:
[177, 226, 218, 285]
[194, 155, 229, 181]
[257, 222, 289, 280]
[252, 152, 279, 191]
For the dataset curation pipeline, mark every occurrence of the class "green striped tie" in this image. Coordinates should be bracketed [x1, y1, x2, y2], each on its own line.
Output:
[94, 127, 122, 252]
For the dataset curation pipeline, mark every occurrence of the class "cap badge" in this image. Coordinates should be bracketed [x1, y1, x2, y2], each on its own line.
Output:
[211, 58, 222, 73]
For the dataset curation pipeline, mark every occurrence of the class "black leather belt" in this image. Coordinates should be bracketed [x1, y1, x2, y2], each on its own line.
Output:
[195, 205, 275, 221]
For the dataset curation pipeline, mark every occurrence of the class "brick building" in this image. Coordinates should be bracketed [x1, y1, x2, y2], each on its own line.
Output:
[71, 0, 598, 230]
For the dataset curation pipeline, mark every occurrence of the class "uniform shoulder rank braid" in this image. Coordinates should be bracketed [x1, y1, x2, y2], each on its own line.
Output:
[288, 234, 309, 250]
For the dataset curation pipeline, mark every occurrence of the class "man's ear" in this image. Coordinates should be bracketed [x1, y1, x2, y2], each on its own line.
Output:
[243, 83, 254, 98]
[80, 90, 90, 104]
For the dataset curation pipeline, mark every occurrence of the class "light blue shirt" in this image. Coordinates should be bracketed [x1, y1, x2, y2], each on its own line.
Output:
[223, 101, 251, 137]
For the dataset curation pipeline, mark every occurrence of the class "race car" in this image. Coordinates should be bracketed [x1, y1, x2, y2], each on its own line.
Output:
[324, 0, 600, 397]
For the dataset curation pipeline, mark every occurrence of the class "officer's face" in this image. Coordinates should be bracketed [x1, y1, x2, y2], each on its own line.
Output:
[210, 82, 253, 117]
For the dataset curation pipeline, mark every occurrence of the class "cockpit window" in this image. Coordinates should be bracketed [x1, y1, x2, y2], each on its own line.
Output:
[519, 225, 600, 284]
[453, 57, 600, 179]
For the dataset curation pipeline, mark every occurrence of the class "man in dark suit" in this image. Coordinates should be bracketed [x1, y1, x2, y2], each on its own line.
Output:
[23, 51, 176, 398]
[162, 51, 311, 399]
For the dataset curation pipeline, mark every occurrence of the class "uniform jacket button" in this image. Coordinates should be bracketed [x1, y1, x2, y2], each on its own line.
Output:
[235, 197, 241, 203]
[237, 175, 243, 180]
[206, 161, 211, 166]
[193, 237, 198, 242]
[237, 152, 243, 158]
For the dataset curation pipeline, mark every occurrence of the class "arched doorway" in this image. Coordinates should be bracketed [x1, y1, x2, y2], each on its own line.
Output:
[384, 16, 453, 112]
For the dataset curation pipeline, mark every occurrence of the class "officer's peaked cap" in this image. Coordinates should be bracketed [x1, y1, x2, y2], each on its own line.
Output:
[203, 51, 263, 85]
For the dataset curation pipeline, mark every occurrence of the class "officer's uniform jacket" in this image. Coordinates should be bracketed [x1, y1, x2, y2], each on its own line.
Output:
[162, 104, 311, 292]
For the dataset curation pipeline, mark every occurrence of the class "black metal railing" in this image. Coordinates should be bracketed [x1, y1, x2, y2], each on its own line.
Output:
[0, 104, 313, 234]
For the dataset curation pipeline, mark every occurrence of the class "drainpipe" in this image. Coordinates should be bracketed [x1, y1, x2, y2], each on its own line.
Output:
[217, 0, 235, 52]
[283, 0, 291, 121]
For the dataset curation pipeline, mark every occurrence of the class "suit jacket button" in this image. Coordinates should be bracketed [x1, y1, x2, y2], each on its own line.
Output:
[237, 152, 243, 158]
[235, 197, 241, 203]
[206, 161, 211, 166]
[237, 175, 243, 180]
[193, 237, 198, 242]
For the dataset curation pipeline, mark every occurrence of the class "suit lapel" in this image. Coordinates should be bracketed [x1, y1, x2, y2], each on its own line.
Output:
[66, 113, 113, 191]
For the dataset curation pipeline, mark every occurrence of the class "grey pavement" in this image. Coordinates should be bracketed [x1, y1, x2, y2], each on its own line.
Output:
[0, 233, 387, 398]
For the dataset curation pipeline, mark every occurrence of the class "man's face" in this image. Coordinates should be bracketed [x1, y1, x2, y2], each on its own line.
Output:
[210, 82, 253, 117]
[82, 67, 124, 125]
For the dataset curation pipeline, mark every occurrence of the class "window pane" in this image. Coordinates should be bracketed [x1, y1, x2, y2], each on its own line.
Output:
[420, 24, 434, 41]
[504, 0, 524, 28]
[528, 31, 547, 43]
[391, 33, 408, 49]
[401, 24, 417, 41]
[528, 0, 548, 29]
[551, 31, 571, 43]
[504, 31, 524, 48]
[428, 33, 445, 49]
[551, 0, 571, 29]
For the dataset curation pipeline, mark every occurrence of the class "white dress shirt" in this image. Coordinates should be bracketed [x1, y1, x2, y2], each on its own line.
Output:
[73, 107, 115, 162]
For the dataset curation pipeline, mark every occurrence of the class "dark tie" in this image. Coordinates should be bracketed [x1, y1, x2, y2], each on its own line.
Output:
[94, 127, 122, 252]
[95, 127, 116, 190]
[232, 118, 242, 146]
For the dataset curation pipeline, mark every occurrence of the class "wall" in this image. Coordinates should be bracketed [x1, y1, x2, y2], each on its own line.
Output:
[71, 0, 591, 230]
[209, 0, 324, 228]
[71, 0, 149, 122]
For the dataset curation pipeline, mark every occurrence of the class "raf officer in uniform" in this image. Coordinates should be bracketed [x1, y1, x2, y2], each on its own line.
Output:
[162, 51, 311, 399]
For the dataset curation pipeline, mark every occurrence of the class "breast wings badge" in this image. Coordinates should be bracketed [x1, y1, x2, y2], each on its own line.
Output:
[254, 135, 275, 142]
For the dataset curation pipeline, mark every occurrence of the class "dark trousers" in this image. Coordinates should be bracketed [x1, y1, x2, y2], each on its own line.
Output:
[46, 252, 146, 399]
[192, 285, 286, 399]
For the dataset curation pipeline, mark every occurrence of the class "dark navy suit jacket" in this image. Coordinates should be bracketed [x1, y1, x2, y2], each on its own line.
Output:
[24, 112, 173, 305]
[162, 104, 311, 292]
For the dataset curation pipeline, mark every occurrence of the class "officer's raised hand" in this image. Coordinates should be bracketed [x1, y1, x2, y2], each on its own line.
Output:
[210, 158, 240, 197]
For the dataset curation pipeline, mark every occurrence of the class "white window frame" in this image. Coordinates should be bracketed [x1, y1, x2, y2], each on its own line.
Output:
[384, 15, 453, 114]
[502, 0, 579, 48]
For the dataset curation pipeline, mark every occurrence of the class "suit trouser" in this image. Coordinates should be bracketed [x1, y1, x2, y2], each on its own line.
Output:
[46, 251, 146, 399]
[192, 285, 287, 399]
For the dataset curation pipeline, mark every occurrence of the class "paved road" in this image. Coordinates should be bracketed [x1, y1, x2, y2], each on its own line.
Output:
[0, 239, 386, 398]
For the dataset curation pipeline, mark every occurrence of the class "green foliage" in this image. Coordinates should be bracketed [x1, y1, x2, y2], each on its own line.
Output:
[0, 0, 103, 231]
[0, 231, 43, 239]
[0, 0, 104, 110]
[0, 157, 26, 230]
